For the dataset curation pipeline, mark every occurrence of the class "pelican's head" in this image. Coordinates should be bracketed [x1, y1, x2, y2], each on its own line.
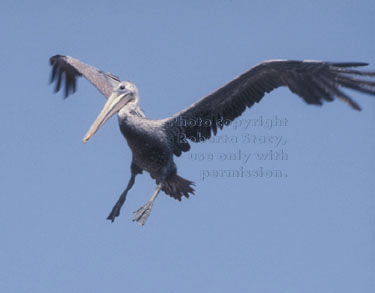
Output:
[83, 81, 138, 143]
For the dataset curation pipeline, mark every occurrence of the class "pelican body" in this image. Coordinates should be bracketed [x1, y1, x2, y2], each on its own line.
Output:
[49, 55, 375, 225]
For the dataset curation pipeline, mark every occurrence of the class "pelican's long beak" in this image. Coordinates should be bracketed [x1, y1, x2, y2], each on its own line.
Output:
[83, 91, 130, 143]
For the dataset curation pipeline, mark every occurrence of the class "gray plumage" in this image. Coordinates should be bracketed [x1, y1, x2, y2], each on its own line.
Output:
[49, 55, 375, 225]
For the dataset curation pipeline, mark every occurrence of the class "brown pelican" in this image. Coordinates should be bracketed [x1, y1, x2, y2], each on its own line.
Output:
[49, 55, 375, 225]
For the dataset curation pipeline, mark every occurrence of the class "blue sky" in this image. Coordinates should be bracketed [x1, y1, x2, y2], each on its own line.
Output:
[1, 0, 374, 292]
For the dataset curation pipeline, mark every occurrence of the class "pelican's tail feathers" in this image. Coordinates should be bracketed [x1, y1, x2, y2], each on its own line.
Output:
[162, 174, 195, 201]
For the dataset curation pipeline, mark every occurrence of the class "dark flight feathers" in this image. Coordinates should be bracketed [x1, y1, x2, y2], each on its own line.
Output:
[164, 60, 375, 156]
[50, 55, 120, 99]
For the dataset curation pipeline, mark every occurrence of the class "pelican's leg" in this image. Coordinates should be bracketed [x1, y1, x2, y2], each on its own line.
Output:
[133, 183, 163, 226]
[107, 173, 137, 222]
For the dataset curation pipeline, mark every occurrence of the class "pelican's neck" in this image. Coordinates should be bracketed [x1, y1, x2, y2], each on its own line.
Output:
[118, 98, 145, 120]
[117, 98, 148, 141]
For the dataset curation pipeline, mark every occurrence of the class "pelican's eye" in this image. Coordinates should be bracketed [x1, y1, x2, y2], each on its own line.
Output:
[119, 85, 125, 90]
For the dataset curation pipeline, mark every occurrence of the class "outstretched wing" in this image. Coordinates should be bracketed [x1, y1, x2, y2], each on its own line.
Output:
[164, 59, 375, 156]
[49, 55, 121, 98]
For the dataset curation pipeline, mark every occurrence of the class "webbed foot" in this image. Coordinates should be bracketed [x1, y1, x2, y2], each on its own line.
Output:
[107, 199, 123, 222]
[133, 201, 154, 226]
